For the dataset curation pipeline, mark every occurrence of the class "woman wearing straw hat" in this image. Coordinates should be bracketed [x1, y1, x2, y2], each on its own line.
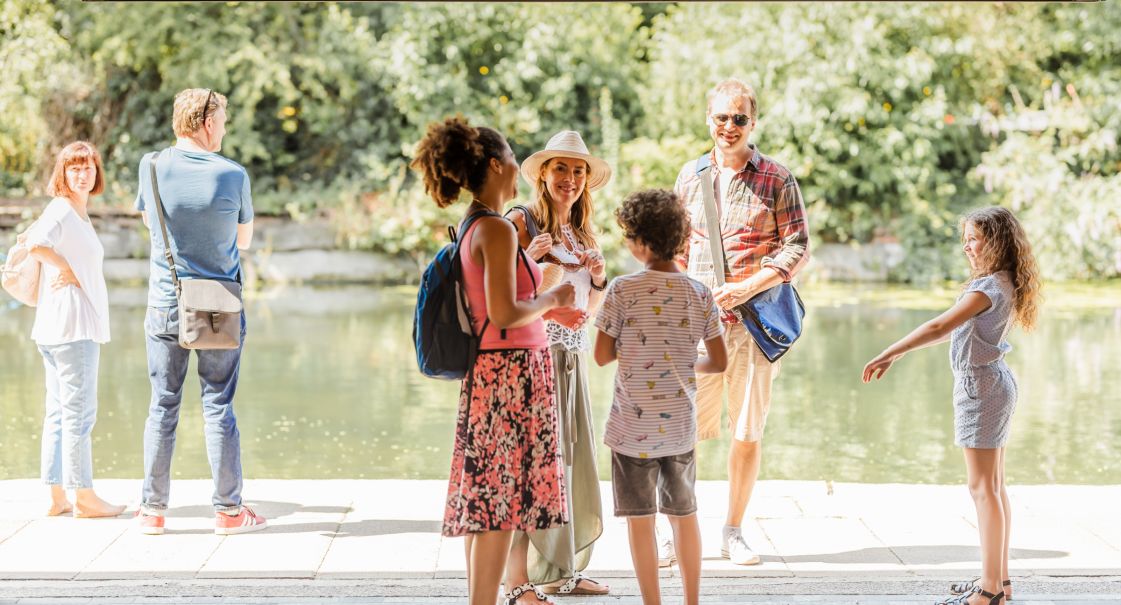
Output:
[503, 130, 612, 600]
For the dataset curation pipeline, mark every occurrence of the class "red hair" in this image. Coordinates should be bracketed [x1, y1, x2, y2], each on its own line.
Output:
[47, 141, 105, 198]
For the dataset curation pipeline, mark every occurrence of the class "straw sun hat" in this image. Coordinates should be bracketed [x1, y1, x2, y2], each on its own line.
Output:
[520, 130, 613, 192]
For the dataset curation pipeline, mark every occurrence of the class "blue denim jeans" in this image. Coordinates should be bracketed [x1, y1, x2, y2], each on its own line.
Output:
[141, 305, 246, 514]
[38, 339, 99, 489]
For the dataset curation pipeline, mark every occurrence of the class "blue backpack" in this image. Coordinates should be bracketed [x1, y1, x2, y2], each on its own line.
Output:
[413, 210, 498, 380]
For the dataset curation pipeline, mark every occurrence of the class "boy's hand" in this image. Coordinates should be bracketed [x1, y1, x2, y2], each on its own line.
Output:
[862, 352, 900, 383]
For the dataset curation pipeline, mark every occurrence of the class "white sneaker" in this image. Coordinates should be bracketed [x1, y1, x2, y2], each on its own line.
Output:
[721, 526, 761, 566]
[656, 528, 676, 567]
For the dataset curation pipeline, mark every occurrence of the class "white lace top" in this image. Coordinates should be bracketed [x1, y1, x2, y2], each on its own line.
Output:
[544, 225, 593, 352]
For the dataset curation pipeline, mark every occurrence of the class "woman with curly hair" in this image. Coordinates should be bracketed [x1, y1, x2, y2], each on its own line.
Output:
[410, 117, 584, 605]
[863, 206, 1042, 605]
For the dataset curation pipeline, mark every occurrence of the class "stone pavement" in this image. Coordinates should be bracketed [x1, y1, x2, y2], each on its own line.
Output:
[0, 479, 1118, 603]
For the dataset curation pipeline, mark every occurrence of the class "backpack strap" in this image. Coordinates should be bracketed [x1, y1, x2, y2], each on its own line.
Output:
[454, 210, 540, 342]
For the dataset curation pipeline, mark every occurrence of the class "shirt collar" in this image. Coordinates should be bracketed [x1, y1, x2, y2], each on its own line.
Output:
[708, 144, 760, 174]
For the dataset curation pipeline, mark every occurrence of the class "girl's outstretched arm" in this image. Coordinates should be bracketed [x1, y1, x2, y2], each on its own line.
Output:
[862, 291, 992, 383]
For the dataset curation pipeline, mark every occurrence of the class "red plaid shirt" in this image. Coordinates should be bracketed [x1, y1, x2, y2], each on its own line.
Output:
[674, 146, 810, 321]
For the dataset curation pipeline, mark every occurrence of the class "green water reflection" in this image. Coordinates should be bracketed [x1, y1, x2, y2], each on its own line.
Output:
[1, 286, 1118, 484]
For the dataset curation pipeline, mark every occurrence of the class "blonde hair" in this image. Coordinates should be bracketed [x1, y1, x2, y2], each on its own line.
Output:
[47, 141, 105, 199]
[707, 77, 758, 120]
[528, 158, 598, 250]
[173, 88, 228, 137]
[962, 206, 1042, 331]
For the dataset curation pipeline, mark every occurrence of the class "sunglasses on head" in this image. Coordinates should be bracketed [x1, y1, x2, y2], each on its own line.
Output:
[201, 89, 215, 123]
[712, 113, 751, 127]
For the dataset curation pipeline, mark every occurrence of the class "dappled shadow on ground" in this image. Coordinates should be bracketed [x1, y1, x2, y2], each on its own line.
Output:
[162, 500, 439, 537]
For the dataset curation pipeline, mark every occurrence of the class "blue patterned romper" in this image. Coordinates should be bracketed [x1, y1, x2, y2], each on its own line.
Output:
[949, 272, 1019, 448]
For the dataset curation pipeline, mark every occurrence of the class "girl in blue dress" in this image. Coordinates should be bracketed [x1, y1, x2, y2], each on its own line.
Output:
[862, 206, 1042, 605]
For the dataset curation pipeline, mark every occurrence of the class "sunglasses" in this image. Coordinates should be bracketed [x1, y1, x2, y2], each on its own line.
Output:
[201, 89, 215, 124]
[541, 252, 585, 272]
[712, 113, 751, 127]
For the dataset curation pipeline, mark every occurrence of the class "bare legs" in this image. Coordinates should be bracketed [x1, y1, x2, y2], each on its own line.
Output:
[997, 447, 1012, 600]
[465, 530, 514, 605]
[726, 438, 761, 526]
[963, 447, 1007, 604]
[46, 485, 71, 516]
[627, 513, 701, 605]
[46, 485, 124, 518]
[668, 514, 702, 605]
[502, 533, 548, 603]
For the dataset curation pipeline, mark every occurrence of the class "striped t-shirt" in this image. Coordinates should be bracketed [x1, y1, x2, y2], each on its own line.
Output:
[595, 270, 723, 459]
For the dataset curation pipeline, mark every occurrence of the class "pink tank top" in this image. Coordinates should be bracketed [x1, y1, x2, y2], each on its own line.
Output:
[460, 218, 547, 350]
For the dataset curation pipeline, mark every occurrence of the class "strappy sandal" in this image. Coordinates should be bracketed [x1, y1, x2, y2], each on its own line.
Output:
[505, 582, 553, 605]
[936, 585, 1005, 605]
[540, 572, 610, 596]
[951, 578, 1012, 600]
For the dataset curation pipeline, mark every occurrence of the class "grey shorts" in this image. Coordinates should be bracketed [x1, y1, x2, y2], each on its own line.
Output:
[611, 450, 697, 517]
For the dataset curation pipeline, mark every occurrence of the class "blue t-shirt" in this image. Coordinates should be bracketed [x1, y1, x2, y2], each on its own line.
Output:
[135, 147, 254, 307]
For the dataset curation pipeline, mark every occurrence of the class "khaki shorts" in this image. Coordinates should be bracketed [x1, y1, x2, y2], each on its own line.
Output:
[696, 322, 781, 443]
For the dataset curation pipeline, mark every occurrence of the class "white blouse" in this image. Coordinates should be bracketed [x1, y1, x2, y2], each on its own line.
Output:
[26, 198, 111, 345]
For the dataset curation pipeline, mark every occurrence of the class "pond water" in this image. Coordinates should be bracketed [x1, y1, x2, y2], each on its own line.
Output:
[1, 285, 1118, 484]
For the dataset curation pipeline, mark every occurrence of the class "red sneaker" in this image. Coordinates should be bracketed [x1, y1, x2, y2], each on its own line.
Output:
[136, 510, 165, 535]
[214, 506, 267, 535]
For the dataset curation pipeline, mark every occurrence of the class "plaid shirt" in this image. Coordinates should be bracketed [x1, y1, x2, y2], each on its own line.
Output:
[674, 146, 810, 321]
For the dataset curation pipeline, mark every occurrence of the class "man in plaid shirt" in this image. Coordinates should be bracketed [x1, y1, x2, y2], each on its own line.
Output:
[663, 78, 810, 566]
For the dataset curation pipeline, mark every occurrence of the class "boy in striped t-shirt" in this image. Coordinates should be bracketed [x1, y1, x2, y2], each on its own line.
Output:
[594, 189, 726, 605]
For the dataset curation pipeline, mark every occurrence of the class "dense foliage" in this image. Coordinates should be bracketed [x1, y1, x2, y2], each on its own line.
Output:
[1, 1, 1117, 280]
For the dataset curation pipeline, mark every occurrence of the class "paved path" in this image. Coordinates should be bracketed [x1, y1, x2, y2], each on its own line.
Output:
[1, 479, 1118, 603]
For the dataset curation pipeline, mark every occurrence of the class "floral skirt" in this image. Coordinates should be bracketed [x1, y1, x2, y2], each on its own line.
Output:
[442, 348, 569, 537]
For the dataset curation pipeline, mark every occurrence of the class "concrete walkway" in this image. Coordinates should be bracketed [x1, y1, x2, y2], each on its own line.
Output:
[1, 479, 1119, 603]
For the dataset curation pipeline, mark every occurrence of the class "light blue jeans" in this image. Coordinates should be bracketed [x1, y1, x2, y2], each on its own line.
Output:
[38, 339, 100, 489]
[141, 306, 246, 514]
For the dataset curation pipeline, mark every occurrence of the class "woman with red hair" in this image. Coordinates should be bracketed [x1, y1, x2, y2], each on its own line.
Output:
[25, 141, 124, 518]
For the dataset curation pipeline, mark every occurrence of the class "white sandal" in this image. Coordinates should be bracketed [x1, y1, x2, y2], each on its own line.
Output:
[547, 572, 610, 596]
[505, 582, 552, 604]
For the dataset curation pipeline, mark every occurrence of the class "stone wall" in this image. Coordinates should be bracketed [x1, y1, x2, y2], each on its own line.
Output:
[2, 211, 900, 284]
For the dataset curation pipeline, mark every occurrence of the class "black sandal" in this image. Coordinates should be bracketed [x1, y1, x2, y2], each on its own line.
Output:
[950, 578, 1012, 600]
[937, 585, 1005, 605]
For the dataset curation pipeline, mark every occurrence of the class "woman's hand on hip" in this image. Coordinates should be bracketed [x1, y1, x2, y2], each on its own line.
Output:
[51, 267, 81, 291]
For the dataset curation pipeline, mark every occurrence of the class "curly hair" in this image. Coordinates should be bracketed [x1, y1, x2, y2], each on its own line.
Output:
[615, 188, 691, 262]
[528, 158, 598, 250]
[962, 206, 1042, 331]
[410, 117, 509, 208]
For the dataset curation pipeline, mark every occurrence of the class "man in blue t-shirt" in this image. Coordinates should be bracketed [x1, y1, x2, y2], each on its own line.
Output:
[134, 88, 266, 536]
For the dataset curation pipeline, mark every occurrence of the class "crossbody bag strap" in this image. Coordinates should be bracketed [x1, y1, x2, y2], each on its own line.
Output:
[697, 155, 727, 287]
[146, 151, 181, 292]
